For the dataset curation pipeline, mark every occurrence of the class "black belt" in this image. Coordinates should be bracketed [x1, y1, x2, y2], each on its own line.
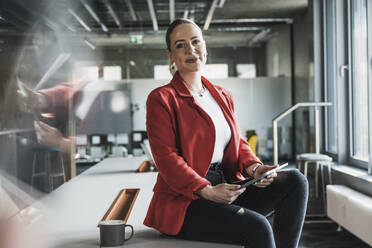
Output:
[206, 162, 226, 185]
[209, 162, 223, 171]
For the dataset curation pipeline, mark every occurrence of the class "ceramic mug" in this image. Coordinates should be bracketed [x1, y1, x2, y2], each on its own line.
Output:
[99, 220, 134, 247]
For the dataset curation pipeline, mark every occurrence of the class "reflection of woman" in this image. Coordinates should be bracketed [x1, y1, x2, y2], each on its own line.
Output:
[144, 19, 308, 247]
[17, 81, 84, 153]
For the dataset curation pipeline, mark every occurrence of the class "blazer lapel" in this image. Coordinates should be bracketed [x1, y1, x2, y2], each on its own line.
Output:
[170, 72, 193, 98]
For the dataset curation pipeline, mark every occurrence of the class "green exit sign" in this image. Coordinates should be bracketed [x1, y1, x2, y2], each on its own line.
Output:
[129, 34, 143, 44]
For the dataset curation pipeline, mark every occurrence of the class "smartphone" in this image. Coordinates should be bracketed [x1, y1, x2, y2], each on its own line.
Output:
[233, 162, 289, 188]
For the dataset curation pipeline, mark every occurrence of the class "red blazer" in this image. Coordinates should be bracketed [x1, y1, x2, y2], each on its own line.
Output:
[39, 81, 87, 119]
[39, 80, 104, 134]
[144, 72, 262, 235]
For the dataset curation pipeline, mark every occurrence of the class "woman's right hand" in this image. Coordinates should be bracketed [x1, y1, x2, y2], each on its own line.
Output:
[34, 121, 71, 153]
[196, 184, 245, 204]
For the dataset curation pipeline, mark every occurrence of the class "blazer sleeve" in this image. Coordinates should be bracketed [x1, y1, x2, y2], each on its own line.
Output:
[222, 89, 263, 177]
[38, 81, 87, 121]
[146, 90, 211, 200]
[39, 81, 87, 110]
[39, 83, 75, 110]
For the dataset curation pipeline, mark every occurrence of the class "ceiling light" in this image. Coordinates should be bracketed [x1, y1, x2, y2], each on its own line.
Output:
[103, 0, 121, 28]
[84, 38, 96, 50]
[147, 0, 158, 31]
[248, 29, 271, 46]
[183, 9, 189, 19]
[81, 0, 109, 32]
[203, 0, 218, 30]
[218, 0, 226, 8]
[124, 0, 137, 21]
[68, 9, 91, 32]
[169, 0, 175, 23]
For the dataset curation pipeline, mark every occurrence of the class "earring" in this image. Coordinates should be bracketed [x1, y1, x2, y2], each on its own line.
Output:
[169, 62, 177, 75]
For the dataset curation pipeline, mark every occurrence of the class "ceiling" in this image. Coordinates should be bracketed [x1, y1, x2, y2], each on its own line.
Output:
[0, 0, 308, 50]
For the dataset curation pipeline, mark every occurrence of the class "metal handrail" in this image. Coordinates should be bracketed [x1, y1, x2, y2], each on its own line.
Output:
[272, 102, 332, 165]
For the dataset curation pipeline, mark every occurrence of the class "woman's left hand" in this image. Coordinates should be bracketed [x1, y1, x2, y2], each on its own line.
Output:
[252, 164, 278, 188]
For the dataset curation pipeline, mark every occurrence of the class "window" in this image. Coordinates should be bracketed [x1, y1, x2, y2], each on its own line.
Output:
[203, 64, 228, 78]
[104, 66, 122, 80]
[323, 0, 372, 170]
[236, 64, 256, 78]
[154, 65, 172, 80]
[349, 0, 369, 163]
[73, 66, 99, 80]
[153, 64, 229, 80]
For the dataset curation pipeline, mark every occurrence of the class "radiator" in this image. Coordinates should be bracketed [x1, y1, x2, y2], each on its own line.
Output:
[327, 185, 372, 246]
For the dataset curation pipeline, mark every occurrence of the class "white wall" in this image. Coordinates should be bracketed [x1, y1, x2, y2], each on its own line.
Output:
[131, 77, 291, 131]
[130, 77, 292, 159]
[130, 78, 166, 131]
[266, 27, 291, 77]
[212, 77, 292, 132]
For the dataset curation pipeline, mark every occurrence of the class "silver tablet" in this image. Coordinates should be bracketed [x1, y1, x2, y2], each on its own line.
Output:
[234, 162, 289, 188]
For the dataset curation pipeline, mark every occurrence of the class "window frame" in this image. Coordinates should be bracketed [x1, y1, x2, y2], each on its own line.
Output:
[322, 0, 372, 172]
[323, 0, 339, 157]
[367, 0, 372, 174]
[347, 0, 369, 169]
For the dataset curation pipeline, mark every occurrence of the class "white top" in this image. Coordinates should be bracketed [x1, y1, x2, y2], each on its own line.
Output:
[192, 88, 232, 163]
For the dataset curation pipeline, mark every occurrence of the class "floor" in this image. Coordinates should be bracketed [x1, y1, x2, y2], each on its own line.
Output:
[295, 160, 370, 248]
[299, 222, 370, 248]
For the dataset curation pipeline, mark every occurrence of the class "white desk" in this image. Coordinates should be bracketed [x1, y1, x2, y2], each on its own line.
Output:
[37, 157, 240, 247]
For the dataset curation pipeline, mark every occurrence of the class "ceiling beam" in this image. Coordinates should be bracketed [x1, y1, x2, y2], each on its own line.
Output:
[0, 1, 34, 29]
[0, 1, 72, 32]
[169, 0, 175, 23]
[146, 0, 158, 31]
[203, 0, 218, 30]
[124, 0, 137, 21]
[80, 0, 109, 32]
[211, 18, 293, 24]
[103, 0, 121, 28]
[65, 26, 265, 39]
[0, 11, 29, 29]
[68, 8, 91, 32]
[209, 27, 264, 32]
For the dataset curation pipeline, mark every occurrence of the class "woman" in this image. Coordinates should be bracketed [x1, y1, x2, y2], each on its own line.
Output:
[144, 18, 308, 248]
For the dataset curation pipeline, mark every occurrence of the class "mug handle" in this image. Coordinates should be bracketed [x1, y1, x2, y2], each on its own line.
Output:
[124, 224, 134, 241]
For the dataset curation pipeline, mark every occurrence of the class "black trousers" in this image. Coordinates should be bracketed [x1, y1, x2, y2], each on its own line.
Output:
[175, 166, 309, 248]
